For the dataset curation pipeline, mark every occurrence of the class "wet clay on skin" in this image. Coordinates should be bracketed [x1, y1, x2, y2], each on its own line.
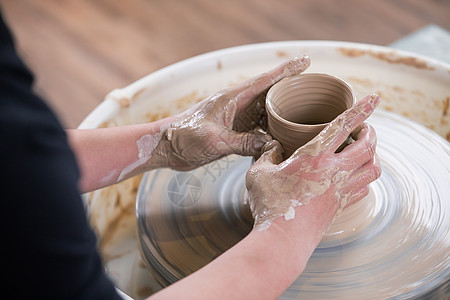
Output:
[117, 123, 170, 182]
[248, 79, 380, 231]
[117, 57, 312, 182]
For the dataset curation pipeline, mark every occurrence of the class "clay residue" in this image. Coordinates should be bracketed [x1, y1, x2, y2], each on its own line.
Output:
[131, 87, 147, 102]
[347, 76, 374, 88]
[393, 85, 404, 93]
[345, 76, 450, 141]
[145, 111, 171, 123]
[371, 51, 434, 70]
[412, 89, 425, 97]
[98, 119, 118, 128]
[88, 173, 143, 243]
[118, 122, 171, 182]
[443, 97, 449, 117]
[100, 212, 134, 260]
[217, 60, 222, 70]
[117, 97, 131, 108]
[121, 88, 146, 108]
[338, 48, 366, 57]
[338, 48, 435, 70]
[175, 91, 202, 110]
[277, 50, 289, 58]
[108, 87, 148, 109]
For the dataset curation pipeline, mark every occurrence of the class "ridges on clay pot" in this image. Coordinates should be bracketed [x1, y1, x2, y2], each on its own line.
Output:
[266, 73, 355, 159]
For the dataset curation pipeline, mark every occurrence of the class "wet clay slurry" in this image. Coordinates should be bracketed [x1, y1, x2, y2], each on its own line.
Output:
[266, 73, 355, 159]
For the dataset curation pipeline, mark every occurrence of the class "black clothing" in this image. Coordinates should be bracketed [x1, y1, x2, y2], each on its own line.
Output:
[0, 11, 122, 300]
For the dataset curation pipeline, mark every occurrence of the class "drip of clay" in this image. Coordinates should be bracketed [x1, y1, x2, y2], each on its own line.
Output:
[266, 73, 355, 158]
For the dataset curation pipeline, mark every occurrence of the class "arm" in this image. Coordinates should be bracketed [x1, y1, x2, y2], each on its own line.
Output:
[149, 94, 381, 299]
[67, 117, 175, 193]
[68, 57, 311, 193]
[149, 196, 335, 300]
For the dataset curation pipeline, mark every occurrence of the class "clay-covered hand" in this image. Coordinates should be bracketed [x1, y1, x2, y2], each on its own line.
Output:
[158, 56, 311, 171]
[246, 94, 382, 231]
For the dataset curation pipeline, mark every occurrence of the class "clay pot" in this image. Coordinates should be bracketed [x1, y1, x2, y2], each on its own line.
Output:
[266, 73, 355, 159]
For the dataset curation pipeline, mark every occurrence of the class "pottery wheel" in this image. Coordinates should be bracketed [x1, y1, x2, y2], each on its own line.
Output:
[136, 110, 450, 299]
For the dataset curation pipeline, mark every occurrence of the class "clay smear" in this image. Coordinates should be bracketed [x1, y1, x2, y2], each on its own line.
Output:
[337, 47, 435, 70]
[117, 124, 169, 182]
[251, 77, 366, 230]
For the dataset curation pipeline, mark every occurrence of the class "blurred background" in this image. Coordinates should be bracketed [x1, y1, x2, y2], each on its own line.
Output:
[1, 0, 449, 128]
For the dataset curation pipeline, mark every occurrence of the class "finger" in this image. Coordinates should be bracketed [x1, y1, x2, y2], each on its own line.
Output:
[231, 95, 266, 131]
[233, 56, 311, 109]
[336, 123, 377, 170]
[343, 154, 382, 195]
[339, 154, 381, 208]
[345, 186, 370, 208]
[314, 94, 380, 153]
[252, 140, 284, 167]
[216, 130, 273, 157]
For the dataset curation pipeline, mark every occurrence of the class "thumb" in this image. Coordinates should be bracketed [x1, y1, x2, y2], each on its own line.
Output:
[253, 140, 284, 166]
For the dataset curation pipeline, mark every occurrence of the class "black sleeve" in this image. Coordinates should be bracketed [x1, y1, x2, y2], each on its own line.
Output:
[0, 11, 123, 300]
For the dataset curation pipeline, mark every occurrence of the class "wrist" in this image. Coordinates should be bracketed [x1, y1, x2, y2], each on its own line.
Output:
[140, 116, 178, 170]
[114, 116, 177, 182]
[250, 189, 340, 267]
[241, 218, 319, 296]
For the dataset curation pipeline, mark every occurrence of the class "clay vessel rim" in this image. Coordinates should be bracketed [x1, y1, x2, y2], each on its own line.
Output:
[266, 73, 354, 128]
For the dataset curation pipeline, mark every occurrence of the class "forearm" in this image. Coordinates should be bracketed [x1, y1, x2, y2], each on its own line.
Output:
[67, 116, 176, 193]
[150, 194, 337, 300]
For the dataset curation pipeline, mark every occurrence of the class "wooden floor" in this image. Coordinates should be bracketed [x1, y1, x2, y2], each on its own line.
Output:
[1, 0, 449, 128]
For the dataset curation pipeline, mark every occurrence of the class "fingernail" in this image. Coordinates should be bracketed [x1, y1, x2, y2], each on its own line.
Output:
[261, 140, 274, 153]
[289, 56, 311, 74]
[253, 133, 272, 149]
[261, 140, 282, 153]
[262, 134, 273, 143]
[369, 94, 381, 106]
[300, 55, 311, 66]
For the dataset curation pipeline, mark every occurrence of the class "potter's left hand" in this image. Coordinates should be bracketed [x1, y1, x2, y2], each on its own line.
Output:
[160, 56, 311, 171]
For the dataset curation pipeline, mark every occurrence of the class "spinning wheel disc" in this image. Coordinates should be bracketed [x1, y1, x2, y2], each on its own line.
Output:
[136, 110, 450, 299]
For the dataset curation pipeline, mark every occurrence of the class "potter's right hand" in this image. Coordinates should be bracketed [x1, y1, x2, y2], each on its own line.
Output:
[246, 94, 382, 231]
